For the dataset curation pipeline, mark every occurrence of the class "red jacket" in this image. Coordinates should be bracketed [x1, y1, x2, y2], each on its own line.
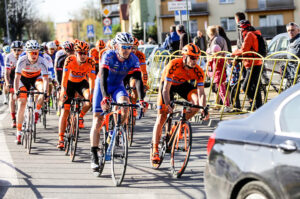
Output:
[232, 30, 263, 68]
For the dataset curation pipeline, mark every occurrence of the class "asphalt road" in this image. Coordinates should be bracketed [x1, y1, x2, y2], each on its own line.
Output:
[0, 100, 215, 199]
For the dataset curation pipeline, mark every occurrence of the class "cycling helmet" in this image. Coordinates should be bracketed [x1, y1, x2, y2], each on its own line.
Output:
[25, 40, 40, 51]
[239, 20, 251, 29]
[11, 41, 23, 49]
[133, 37, 139, 47]
[73, 39, 80, 44]
[115, 32, 134, 45]
[3, 45, 11, 53]
[182, 43, 201, 57]
[47, 41, 57, 50]
[54, 39, 60, 46]
[74, 41, 89, 52]
[40, 45, 45, 53]
[63, 42, 74, 52]
[96, 40, 105, 49]
[62, 41, 70, 47]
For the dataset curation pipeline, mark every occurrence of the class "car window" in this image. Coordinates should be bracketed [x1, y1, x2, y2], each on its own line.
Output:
[276, 37, 289, 51]
[144, 47, 154, 59]
[268, 39, 277, 53]
[280, 94, 300, 133]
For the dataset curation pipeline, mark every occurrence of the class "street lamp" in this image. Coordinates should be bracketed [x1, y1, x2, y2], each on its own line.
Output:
[4, 0, 11, 43]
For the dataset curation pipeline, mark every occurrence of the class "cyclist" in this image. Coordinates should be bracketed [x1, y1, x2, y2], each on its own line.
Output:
[123, 37, 149, 116]
[4, 41, 23, 128]
[151, 43, 209, 163]
[2, 45, 11, 104]
[89, 39, 106, 75]
[46, 41, 57, 64]
[55, 42, 75, 115]
[99, 39, 116, 62]
[54, 40, 62, 51]
[14, 40, 49, 144]
[57, 41, 96, 149]
[90, 32, 146, 171]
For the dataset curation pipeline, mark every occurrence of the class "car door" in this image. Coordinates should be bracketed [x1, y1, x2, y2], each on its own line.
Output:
[271, 91, 300, 198]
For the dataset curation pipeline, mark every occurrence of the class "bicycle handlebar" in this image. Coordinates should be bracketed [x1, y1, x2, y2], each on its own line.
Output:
[18, 90, 44, 95]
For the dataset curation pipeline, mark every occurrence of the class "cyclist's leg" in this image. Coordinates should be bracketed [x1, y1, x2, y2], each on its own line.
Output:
[77, 80, 91, 128]
[112, 86, 130, 124]
[16, 87, 28, 143]
[9, 83, 16, 127]
[34, 77, 44, 122]
[90, 77, 105, 170]
[129, 78, 138, 117]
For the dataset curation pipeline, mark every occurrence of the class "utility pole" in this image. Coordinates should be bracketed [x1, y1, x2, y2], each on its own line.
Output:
[186, 0, 190, 43]
[4, 0, 10, 43]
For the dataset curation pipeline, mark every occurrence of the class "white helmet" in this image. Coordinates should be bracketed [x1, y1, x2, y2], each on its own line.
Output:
[114, 32, 134, 45]
[25, 40, 40, 51]
[62, 41, 70, 48]
[46, 41, 57, 50]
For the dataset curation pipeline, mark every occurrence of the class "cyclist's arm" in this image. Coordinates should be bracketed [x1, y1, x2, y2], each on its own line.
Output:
[43, 75, 49, 94]
[162, 80, 172, 106]
[61, 57, 71, 91]
[4, 57, 10, 85]
[197, 86, 206, 107]
[88, 60, 96, 96]
[132, 71, 144, 100]
[100, 67, 109, 97]
[14, 73, 21, 93]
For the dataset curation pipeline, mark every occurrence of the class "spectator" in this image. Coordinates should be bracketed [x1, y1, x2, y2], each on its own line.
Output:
[193, 30, 207, 51]
[147, 37, 156, 45]
[235, 12, 246, 49]
[139, 40, 144, 45]
[232, 20, 263, 110]
[206, 25, 228, 54]
[162, 25, 180, 53]
[176, 24, 189, 50]
[284, 22, 300, 81]
[217, 26, 232, 52]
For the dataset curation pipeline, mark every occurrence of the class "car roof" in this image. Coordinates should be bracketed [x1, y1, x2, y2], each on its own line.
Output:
[218, 83, 300, 133]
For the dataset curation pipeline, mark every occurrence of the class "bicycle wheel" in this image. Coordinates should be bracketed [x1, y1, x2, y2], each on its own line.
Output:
[70, 113, 79, 162]
[126, 108, 135, 147]
[98, 126, 107, 176]
[43, 109, 47, 129]
[64, 117, 71, 155]
[27, 108, 34, 154]
[111, 127, 128, 186]
[170, 121, 192, 178]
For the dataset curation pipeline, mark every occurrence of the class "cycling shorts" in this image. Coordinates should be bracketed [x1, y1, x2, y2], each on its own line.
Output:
[157, 81, 197, 114]
[18, 74, 43, 98]
[63, 80, 89, 105]
[56, 69, 63, 85]
[93, 77, 128, 113]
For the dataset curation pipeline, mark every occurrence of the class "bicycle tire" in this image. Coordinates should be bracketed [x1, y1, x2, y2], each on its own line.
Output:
[98, 126, 107, 176]
[64, 118, 71, 155]
[111, 127, 128, 186]
[170, 121, 192, 178]
[70, 113, 79, 162]
[127, 108, 134, 147]
[27, 108, 34, 154]
[43, 110, 47, 129]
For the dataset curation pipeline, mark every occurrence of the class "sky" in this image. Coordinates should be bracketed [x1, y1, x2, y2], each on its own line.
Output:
[36, 0, 97, 24]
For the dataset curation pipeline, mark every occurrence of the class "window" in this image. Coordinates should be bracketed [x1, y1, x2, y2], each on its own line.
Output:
[258, 0, 266, 9]
[280, 94, 300, 133]
[220, 17, 236, 31]
[219, 0, 234, 3]
[259, 15, 283, 27]
[277, 36, 289, 51]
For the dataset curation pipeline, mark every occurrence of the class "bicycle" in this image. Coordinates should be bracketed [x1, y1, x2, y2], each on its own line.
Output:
[125, 86, 137, 147]
[41, 101, 48, 129]
[19, 88, 44, 154]
[97, 102, 139, 186]
[150, 100, 208, 178]
[64, 97, 89, 162]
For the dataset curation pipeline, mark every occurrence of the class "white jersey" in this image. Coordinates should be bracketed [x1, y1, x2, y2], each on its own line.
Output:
[5, 52, 18, 70]
[16, 55, 48, 78]
[54, 49, 66, 67]
[43, 53, 54, 78]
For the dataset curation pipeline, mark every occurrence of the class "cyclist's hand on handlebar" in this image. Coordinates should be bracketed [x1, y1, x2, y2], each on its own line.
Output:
[166, 104, 173, 114]
[139, 100, 149, 113]
[101, 96, 111, 111]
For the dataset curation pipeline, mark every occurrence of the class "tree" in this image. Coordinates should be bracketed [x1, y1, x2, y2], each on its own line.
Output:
[147, 24, 157, 43]
[112, 24, 121, 38]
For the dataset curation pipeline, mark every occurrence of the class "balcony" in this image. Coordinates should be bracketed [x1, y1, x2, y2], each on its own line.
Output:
[246, 0, 295, 12]
[256, 25, 286, 39]
[160, 2, 209, 18]
[102, 0, 119, 5]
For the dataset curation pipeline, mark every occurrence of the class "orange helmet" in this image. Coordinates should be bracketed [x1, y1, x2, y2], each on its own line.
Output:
[74, 41, 89, 52]
[182, 43, 201, 57]
[54, 40, 60, 46]
[96, 40, 106, 49]
[133, 37, 139, 47]
[73, 39, 80, 44]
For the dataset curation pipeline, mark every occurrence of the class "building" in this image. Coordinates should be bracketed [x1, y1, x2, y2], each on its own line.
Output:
[55, 21, 75, 42]
[295, 0, 300, 25]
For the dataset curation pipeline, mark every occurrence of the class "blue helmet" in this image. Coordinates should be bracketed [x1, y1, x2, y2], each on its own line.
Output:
[3, 45, 11, 53]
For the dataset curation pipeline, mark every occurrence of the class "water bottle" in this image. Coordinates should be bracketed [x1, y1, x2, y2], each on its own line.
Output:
[106, 130, 113, 144]
[105, 130, 115, 161]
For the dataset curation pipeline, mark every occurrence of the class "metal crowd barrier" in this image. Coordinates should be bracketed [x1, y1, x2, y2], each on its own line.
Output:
[145, 50, 300, 120]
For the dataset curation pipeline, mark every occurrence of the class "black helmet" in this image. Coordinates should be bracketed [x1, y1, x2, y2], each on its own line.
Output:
[11, 41, 23, 49]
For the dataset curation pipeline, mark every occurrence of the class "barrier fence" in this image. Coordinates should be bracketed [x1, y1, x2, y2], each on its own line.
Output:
[146, 50, 300, 120]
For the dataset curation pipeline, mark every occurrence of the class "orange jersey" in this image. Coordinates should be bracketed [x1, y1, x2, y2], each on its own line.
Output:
[161, 58, 204, 86]
[99, 48, 108, 63]
[89, 48, 99, 64]
[128, 50, 148, 84]
[62, 55, 96, 88]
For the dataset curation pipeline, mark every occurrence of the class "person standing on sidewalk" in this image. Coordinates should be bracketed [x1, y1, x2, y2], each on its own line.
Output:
[193, 30, 207, 51]
[163, 25, 180, 53]
[176, 24, 189, 50]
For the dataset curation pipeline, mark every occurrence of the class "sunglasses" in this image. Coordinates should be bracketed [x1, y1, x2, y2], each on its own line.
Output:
[77, 51, 88, 55]
[28, 51, 39, 56]
[13, 49, 22, 52]
[188, 55, 199, 60]
[121, 45, 132, 50]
